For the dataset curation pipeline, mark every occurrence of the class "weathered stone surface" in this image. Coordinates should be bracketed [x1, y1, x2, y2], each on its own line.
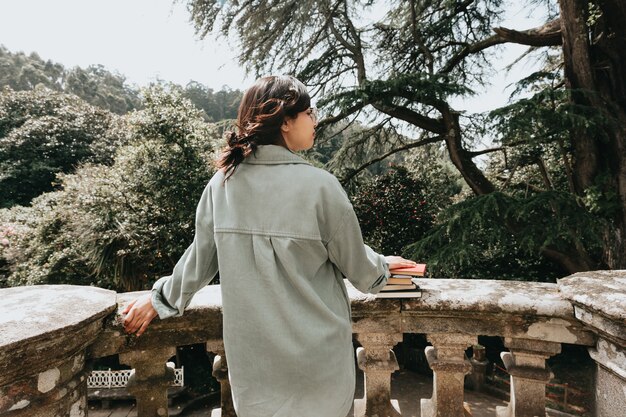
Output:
[559, 271, 626, 417]
[1, 359, 88, 417]
[468, 347, 489, 391]
[205, 340, 236, 417]
[0, 285, 116, 348]
[0, 286, 108, 417]
[558, 270, 626, 322]
[345, 280, 402, 313]
[214, 359, 236, 416]
[399, 279, 594, 345]
[354, 333, 402, 417]
[119, 347, 176, 417]
[352, 313, 402, 335]
[589, 338, 626, 380]
[404, 279, 573, 317]
[497, 338, 561, 417]
[0, 285, 116, 388]
[422, 334, 475, 417]
[595, 362, 626, 417]
[88, 286, 223, 359]
[4, 273, 624, 417]
[559, 271, 626, 349]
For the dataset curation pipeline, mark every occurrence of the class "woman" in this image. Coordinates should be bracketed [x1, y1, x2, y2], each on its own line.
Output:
[123, 75, 416, 417]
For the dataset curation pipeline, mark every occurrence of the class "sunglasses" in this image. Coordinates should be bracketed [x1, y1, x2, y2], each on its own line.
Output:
[306, 107, 319, 124]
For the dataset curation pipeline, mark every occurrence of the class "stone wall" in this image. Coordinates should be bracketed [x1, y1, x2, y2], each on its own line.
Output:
[559, 271, 626, 417]
[1, 272, 625, 417]
[0, 286, 116, 417]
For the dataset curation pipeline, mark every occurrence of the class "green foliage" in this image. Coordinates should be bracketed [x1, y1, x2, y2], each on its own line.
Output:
[64, 65, 142, 115]
[0, 86, 123, 207]
[0, 46, 65, 90]
[0, 45, 241, 119]
[317, 74, 473, 114]
[0, 193, 95, 288]
[490, 71, 615, 148]
[187, 0, 504, 87]
[0, 45, 142, 114]
[1, 86, 221, 290]
[351, 165, 459, 256]
[178, 81, 242, 122]
[405, 191, 603, 281]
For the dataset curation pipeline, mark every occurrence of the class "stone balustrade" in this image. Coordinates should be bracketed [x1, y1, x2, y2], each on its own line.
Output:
[1, 271, 624, 417]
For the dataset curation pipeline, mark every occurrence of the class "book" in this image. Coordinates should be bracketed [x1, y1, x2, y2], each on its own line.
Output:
[376, 280, 422, 298]
[376, 262, 425, 298]
[376, 290, 422, 299]
[377, 278, 422, 298]
[387, 276, 415, 285]
[389, 264, 426, 277]
[381, 283, 417, 291]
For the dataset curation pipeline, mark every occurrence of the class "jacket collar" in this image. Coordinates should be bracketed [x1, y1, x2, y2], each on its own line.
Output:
[243, 144, 310, 165]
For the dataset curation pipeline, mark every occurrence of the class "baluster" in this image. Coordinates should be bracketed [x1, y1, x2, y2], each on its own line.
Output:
[496, 338, 561, 417]
[421, 333, 476, 417]
[206, 340, 236, 417]
[353, 332, 402, 417]
[468, 345, 489, 392]
[119, 347, 176, 417]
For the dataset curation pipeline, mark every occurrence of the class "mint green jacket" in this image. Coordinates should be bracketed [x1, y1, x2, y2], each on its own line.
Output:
[152, 144, 389, 417]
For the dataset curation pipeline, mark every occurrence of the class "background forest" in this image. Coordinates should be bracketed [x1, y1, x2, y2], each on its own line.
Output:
[1, 0, 624, 292]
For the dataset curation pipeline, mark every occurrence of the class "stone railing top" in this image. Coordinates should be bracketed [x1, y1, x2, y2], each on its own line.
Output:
[558, 270, 626, 322]
[0, 284, 117, 349]
[0, 285, 117, 388]
[116, 285, 223, 313]
[89, 286, 224, 358]
[347, 278, 574, 319]
[3, 276, 604, 362]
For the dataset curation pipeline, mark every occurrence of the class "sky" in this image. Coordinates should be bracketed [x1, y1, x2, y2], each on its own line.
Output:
[0, 0, 250, 89]
[0, 0, 547, 113]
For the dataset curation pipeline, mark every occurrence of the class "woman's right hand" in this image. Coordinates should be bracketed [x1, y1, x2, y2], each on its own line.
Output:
[384, 255, 419, 270]
[122, 293, 158, 337]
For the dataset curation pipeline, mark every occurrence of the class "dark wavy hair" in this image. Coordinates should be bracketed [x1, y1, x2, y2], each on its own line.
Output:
[216, 75, 311, 180]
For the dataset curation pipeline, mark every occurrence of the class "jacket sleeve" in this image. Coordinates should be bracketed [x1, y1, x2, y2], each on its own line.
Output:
[326, 205, 390, 294]
[151, 184, 219, 319]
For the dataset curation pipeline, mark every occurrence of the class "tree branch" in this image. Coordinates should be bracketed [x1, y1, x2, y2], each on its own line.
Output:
[493, 19, 562, 47]
[410, 0, 434, 74]
[317, 102, 368, 128]
[371, 102, 445, 134]
[440, 19, 563, 74]
[541, 246, 592, 273]
[340, 135, 443, 183]
[340, 0, 366, 84]
[467, 147, 503, 157]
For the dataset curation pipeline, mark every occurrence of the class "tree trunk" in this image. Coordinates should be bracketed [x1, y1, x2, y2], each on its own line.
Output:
[558, 0, 599, 193]
[440, 106, 496, 195]
[558, 0, 626, 268]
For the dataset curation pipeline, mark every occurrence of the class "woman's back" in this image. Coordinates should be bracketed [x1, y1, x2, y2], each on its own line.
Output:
[212, 144, 362, 416]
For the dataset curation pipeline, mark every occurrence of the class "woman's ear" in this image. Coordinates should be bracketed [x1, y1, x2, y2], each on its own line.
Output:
[281, 117, 292, 134]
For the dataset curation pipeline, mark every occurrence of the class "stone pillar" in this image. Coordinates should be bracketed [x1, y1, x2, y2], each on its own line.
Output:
[206, 340, 236, 417]
[119, 347, 176, 417]
[558, 271, 626, 417]
[421, 333, 476, 417]
[353, 333, 403, 417]
[588, 337, 626, 417]
[468, 345, 490, 392]
[496, 338, 561, 417]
